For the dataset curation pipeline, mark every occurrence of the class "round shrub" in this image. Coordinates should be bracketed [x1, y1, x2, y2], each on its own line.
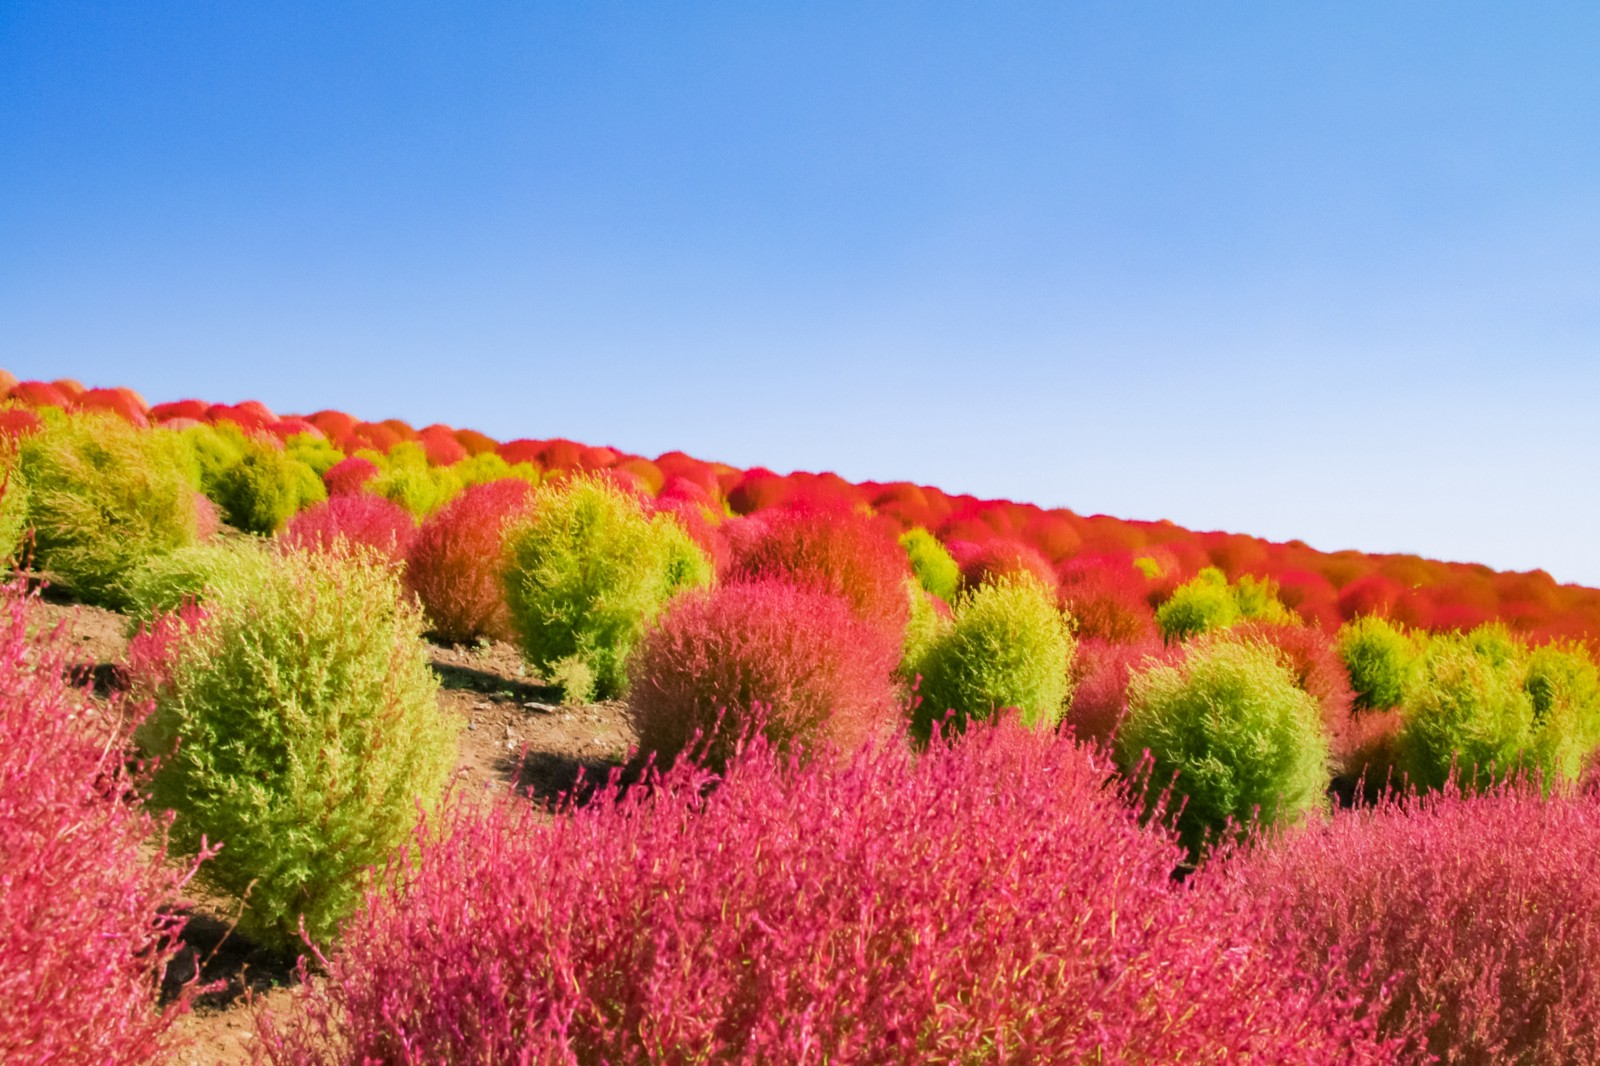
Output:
[1058, 553, 1160, 643]
[19, 412, 199, 606]
[1523, 640, 1600, 781]
[365, 442, 462, 518]
[1155, 567, 1240, 642]
[898, 525, 959, 601]
[122, 539, 277, 626]
[956, 537, 1059, 596]
[280, 493, 416, 567]
[214, 444, 327, 534]
[1116, 636, 1330, 857]
[0, 456, 28, 564]
[628, 579, 902, 768]
[1065, 636, 1171, 745]
[502, 476, 713, 700]
[323, 455, 378, 496]
[1396, 628, 1540, 792]
[1219, 782, 1600, 1063]
[910, 575, 1075, 741]
[257, 722, 1396, 1064]
[404, 478, 535, 644]
[726, 504, 911, 643]
[1338, 615, 1418, 712]
[132, 545, 458, 952]
[0, 582, 197, 1064]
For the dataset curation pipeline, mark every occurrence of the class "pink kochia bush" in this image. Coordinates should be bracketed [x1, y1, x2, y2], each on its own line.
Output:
[258, 721, 1397, 1064]
[724, 504, 912, 643]
[279, 493, 416, 566]
[321, 455, 378, 496]
[404, 478, 535, 643]
[1219, 782, 1600, 1064]
[0, 583, 202, 1064]
[627, 578, 902, 767]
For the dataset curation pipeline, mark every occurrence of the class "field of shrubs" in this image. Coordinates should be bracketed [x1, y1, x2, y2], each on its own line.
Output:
[9, 370, 1600, 1064]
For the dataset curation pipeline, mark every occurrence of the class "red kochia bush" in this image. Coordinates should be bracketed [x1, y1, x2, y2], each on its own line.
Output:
[1218, 783, 1600, 1063]
[955, 537, 1059, 595]
[279, 493, 416, 566]
[627, 579, 902, 767]
[404, 478, 535, 644]
[322, 455, 379, 496]
[257, 721, 1397, 1064]
[725, 504, 911, 641]
[0, 583, 200, 1064]
[1065, 636, 1170, 744]
[1058, 553, 1159, 643]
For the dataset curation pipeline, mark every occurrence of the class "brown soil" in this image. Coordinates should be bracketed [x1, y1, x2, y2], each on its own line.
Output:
[42, 596, 637, 1064]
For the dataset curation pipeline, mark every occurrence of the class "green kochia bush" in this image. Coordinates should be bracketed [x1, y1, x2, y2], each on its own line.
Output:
[1338, 615, 1417, 712]
[122, 540, 277, 627]
[909, 575, 1074, 741]
[0, 458, 28, 564]
[1117, 637, 1329, 857]
[899, 526, 960, 601]
[1523, 641, 1600, 781]
[502, 476, 713, 701]
[20, 413, 199, 606]
[214, 445, 327, 534]
[133, 546, 458, 952]
[1156, 568, 1296, 643]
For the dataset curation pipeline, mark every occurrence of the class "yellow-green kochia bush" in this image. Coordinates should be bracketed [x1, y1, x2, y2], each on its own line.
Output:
[909, 575, 1074, 742]
[1337, 615, 1418, 711]
[502, 476, 713, 701]
[0, 455, 28, 564]
[19, 413, 199, 606]
[1117, 636, 1329, 858]
[899, 527, 960, 602]
[132, 545, 457, 952]
[122, 540, 276, 627]
[214, 444, 327, 534]
[1156, 568, 1298, 643]
[1522, 640, 1600, 782]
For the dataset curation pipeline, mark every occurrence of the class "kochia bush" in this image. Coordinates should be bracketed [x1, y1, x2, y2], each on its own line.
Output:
[628, 579, 901, 768]
[899, 525, 960, 601]
[502, 476, 713, 700]
[403, 478, 535, 644]
[214, 444, 327, 534]
[132, 546, 458, 952]
[19, 412, 199, 606]
[1338, 615, 1418, 712]
[258, 721, 1397, 1064]
[1117, 636, 1330, 857]
[1219, 782, 1600, 1064]
[280, 493, 416, 567]
[910, 575, 1074, 741]
[0, 582, 198, 1064]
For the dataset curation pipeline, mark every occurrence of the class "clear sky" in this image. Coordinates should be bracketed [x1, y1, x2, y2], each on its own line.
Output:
[4, 3, 1599, 583]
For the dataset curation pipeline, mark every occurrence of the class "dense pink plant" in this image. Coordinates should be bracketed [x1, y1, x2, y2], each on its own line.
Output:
[1216, 782, 1600, 1063]
[322, 455, 379, 496]
[8, 379, 73, 409]
[1057, 553, 1159, 642]
[727, 468, 792, 514]
[654, 451, 723, 499]
[1065, 636, 1170, 744]
[257, 719, 1398, 1065]
[1278, 567, 1343, 628]
[725, 503, 911, 641]
[653, 476, 728, 571]
[1233, 621, 1360, 769]
[1020, 510, 1083, 562]
[0, 406, 44, 439]
[279, 493, 417, 566]
[1339, 574, 1406, 621]
[416, 424, 469, 466]
[628, 578, 902, 767]
[0, 582, 204, 1064]
[495, 438, 545, 466]
[955, 537, 1059, 595]
[404, 478, 536, 643]
[77, 386, 151, 426]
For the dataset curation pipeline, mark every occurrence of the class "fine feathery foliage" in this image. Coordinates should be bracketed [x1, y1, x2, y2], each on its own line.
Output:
[898, 526, 960, 601]
[213, 442, 327, 534]
[130, 545, 458, 952]
[279, 493, 417, 567]
[0, 451, 28, 564]
[1338, 615, 1418, 712]
[502, 475, 714, 700]
[0, 580, 200, 1064]
[257, 720, 1398, 1065]
[404, 478, 536, 644]
[121, 539, 277, 627]
[19, 412, 200, 606]
[1155, 567, 1297, 643]
[909, 574, 1075, 741]
[1116, 635, 1331, 857]
[1217, 781, 1600, 1063]
[627, 578, 902, 769]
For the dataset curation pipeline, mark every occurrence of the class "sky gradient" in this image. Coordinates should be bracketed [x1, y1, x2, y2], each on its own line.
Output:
[4, 4, 1598, 582]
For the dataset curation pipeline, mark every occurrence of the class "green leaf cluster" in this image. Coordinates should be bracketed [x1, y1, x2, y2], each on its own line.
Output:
[1156, 567, 1296, 642]
[899, 527, 960, 601]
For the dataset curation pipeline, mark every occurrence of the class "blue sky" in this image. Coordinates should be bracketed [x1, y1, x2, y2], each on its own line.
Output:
[4, 3, 1599, 582]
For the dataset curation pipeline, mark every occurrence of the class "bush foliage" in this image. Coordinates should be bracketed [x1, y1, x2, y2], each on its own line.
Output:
[1338, 615, 1417, 712]
[628, 578, 902, 768]
[404, 478, 535, 644]
[899, 526, 960, 601]
[1117, 636, 1330, 856]
[19, 412, 199, 606]
[214, 444, 327, 534]
[502, 476, 713, 700]
[132, 545, 458, 951]
[910, 575, 1074, 741]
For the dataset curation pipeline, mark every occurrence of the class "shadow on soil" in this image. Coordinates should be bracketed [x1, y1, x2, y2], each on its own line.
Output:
[430, 659, 559, 704]
[162, 911, 302, 1011]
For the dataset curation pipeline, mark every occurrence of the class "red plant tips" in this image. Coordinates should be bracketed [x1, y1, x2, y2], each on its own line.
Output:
[280, 493, 417, 566]
[628, 578, 902, 766]
[8, 380, 72, 409]
[416, 425, 468, 466]
[956, 536, 1059, 595]
[258, 721, 1397, 1064]
[724, 504, 912, 640]
[403, 478, 536, 644]
[322, 455, 379, 497]
[1058, 553, 1159, 643]
[1066, 636, 1169, 744]
[0, 583, 199, 1063]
